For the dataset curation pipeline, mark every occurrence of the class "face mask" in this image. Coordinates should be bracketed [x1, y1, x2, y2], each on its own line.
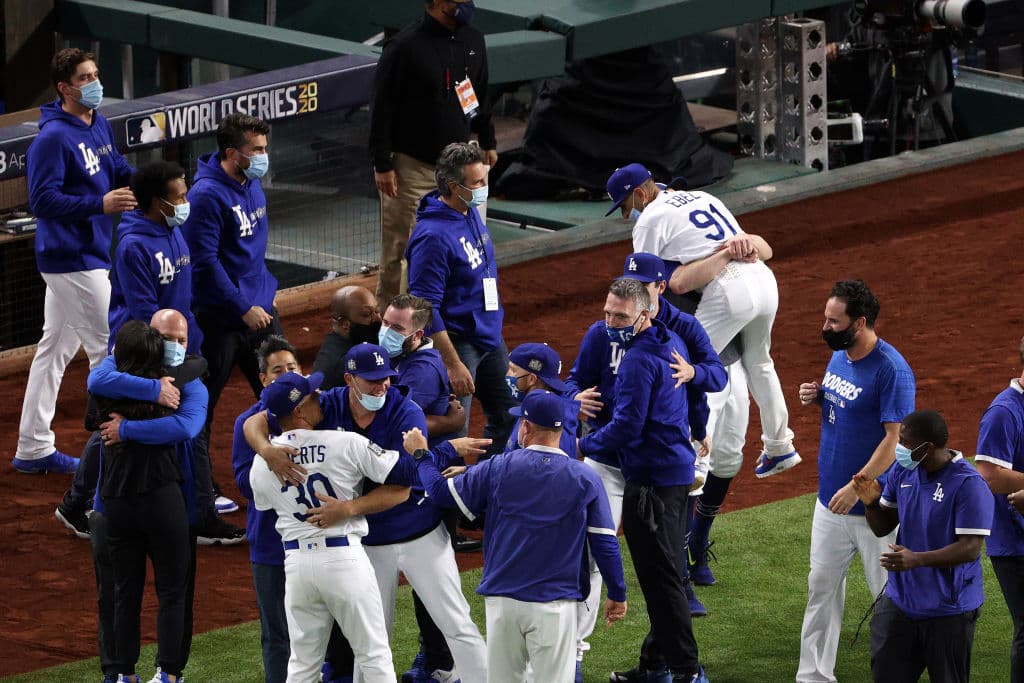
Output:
[161, 198, 191, 227]
[629, 208, 642, 222]
[350, 321, 382, 345]
[458, 183, 488, 208]
[74, 79, 103, 109]
[453, 0, 476, 25]
[505, 374, 527, 403]
[357, 388, 387, 412]
[241, 152, 269, 180]
[895, 442, 927, 470]
[822, 324, 857, 352]
[163, 340, 186, 367]
[605, 312, 644, 347]
[378, 325, 413, 357]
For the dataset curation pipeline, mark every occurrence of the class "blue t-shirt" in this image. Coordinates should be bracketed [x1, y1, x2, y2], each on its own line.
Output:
[232, 401, 284, 566]
[976, 380, 1024, 557]
[416, 445, 627, 604]
[880, 459, 992, 619]
[393, 341, 451, 447]
[817, 338, 916, 514]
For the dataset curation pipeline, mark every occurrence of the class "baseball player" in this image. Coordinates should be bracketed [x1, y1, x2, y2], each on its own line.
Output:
[607, 163, 800, 477]
[404, 391, 628, 683]
[852, 410, 992, 682]
[796, 280, 916, 683]
[245, 344, 488, 683]
[975, 335, 1024, 681]
[248, 370, 420, 683]
[504, 342, 580, 457]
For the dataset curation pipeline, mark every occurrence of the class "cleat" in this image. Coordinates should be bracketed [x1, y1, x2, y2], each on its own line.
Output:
[13, 450, 79, 474]
[685, 582, 707, 617]
[688, 540, 717, 586]
[194, 515, 246, 546]
[215, 494, 239, 514]
[754, 451, 801, 479]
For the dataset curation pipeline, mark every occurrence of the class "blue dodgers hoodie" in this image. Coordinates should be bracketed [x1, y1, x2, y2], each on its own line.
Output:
[107, 211, 202, 352]
[181, 153, 277, 324]
[27, 100, 134, 273]
[578, 319, 697, 487]
[407, 191, 503, 352]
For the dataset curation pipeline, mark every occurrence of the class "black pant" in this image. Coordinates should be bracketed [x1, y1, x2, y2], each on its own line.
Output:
[70, 431, 103, 509]
[870, 594, 978, 683]
[105, 483, 193, 676]
[992, 555, 1024, 682]
[621, 482, 699, 676]
[89, 510, 117, 678]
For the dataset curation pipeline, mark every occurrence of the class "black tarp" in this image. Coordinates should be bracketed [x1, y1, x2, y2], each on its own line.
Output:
[494, 46, 734, 200]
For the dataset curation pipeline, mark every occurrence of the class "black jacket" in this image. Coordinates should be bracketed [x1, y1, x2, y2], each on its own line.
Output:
[369, 13, 496, 172]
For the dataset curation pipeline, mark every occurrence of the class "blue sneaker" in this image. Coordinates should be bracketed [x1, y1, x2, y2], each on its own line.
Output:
[754, 451, 801, 479]
[13, 450, 80, 474]
[688, 540, 717, 586]
[692, 665, 710, 683]
[576, 660, 583, 683]
[401, 652, 429, 683]
[685, 583, 707, 617]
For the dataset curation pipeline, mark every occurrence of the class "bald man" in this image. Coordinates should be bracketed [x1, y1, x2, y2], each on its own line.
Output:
[313, 285, 382, 390]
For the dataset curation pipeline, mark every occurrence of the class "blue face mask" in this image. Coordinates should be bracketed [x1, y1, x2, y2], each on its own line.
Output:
[505, 374, 527, 403]
[75, 79, 103, 109]
[629, 208, 642, 222]
[895, 442, 927, 470]
[378, 325, 412, 358]
[161, 198, 191, 227]
[241, 152, 269, 180]
[163, 340, 186, 367]
[605, 312, 644, 347]
[356, 388, 387, 412]
[453, 0, 476, 25]
[458, 183, 488, 208]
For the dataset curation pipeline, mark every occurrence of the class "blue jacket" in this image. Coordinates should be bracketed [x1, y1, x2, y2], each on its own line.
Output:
[27, 100, 134, 273]
[578, 320, 698, 486]
[567, 297, 726, 468]
[107, 211, 202, 352]
[407, 192, 503, 352]
[232, 401, 284, 566]
[393, 342, 451, 447]
[317, 385, 438, 545]
[416, 445, 627, 603]
[181, 153, 277, 323]
[505, 390, 581, 457]
[87, 355, 206, 523]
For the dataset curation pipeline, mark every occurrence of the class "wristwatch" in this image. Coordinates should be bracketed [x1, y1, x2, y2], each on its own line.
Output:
[413, 448, 430, 461]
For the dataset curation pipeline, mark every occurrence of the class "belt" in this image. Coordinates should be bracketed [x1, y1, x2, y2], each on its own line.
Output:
[284, 536, 351, 551]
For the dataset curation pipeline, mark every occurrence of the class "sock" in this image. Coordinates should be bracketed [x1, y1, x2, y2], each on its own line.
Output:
[688, 474, 733, 564]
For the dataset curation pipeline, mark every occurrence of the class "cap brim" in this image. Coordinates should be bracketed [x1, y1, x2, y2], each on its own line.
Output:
[615, 273, 658, 283]
[354, 368, 399, 381]
[604, 199, 626, 217]
[508, 405, 525, 418]
[306, 371, 324, 393]
[540, 375, 569, 393]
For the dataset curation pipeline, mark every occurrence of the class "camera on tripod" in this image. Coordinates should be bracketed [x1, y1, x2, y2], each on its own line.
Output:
[853, 0, 986, 32]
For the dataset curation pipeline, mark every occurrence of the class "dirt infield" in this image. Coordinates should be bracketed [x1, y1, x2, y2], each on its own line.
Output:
[1, 151, 1022, 676]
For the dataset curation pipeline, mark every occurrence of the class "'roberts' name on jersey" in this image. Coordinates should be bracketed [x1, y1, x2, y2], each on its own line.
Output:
[822, 371, 863, 401]
[289, 444, 326, 465]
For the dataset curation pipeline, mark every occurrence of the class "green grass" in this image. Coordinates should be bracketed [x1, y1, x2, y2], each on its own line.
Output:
[3, 493, 1012, 682]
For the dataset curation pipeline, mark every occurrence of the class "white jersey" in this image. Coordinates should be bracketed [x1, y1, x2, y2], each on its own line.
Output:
[250, 429, 399, 543]
[632, 189, 746, 265]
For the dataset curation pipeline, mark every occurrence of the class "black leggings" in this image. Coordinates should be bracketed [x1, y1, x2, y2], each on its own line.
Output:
[105, 483, 192, 677]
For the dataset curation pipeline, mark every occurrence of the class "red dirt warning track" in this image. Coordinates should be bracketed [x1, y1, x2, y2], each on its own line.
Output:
[1, 151, 1022, 676]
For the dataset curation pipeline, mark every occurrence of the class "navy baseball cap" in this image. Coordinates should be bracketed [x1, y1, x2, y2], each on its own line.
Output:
[509, 342, 568, 393]
[618, 252, 666, 283]
[261, 371, 324, 418]
[509, 390, 565, 429]
[344, 343, 398, 380]
[605, 163, 653, 216]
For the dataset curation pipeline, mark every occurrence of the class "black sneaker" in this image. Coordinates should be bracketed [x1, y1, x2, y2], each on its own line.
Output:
[55, 492, 91, 540]
[195, 515, 246, 546]
[453, 533, 482, 553]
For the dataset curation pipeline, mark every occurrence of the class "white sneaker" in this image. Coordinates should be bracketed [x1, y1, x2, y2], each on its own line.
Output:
[215, 495, 239, 514]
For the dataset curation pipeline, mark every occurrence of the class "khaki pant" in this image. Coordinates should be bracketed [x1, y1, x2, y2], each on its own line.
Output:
[376, 152, 487, 305]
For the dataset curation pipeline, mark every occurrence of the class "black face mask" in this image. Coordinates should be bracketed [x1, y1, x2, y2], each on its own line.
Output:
[349, 321, 382, 345]
[822, 324, 856, 351]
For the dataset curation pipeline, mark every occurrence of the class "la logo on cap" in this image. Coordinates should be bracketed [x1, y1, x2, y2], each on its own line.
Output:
[373, 352, 384, 366]
[629, 258, 638, 271]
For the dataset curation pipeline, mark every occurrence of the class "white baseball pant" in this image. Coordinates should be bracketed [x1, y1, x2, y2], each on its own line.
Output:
[486, 595, 577, 683]
[576, 458, 625, 660]
[16, 269, 111, 460]
[283, 540, 394, 683]
[362, 523, 487, 683]
[705, 362, 751, 479]
[796, 499, 895, 683]
[695, 261, 794, 457]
